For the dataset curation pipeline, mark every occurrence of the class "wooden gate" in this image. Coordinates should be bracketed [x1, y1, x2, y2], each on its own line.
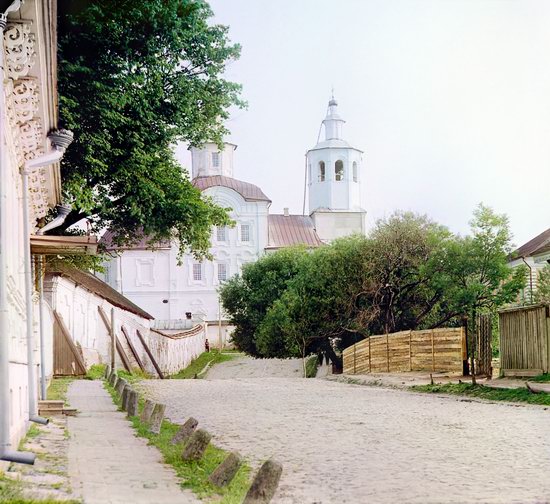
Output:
[476, 314, 493, 377]
[499, 304, 550, 376]
[53, 310, 86, 376]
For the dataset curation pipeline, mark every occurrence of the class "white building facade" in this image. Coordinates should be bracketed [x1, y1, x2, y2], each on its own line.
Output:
[0, 0, 72, 464]
[101, 97, 366, 337]
[307, 96, 367, 241]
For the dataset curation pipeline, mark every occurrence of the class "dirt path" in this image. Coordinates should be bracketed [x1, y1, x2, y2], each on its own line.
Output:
[141, 376, 550, 504]
[205, 355, 303, 379]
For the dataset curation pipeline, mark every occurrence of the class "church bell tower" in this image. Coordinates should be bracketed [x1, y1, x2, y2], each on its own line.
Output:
[306, 95, 366, 241]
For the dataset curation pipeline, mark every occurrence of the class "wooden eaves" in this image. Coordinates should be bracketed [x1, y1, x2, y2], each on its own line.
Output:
[30, 234, 98, 255]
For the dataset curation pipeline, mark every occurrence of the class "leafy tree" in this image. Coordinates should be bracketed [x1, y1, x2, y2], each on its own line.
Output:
[534, 264, 550, 304]
[219, 247, 307, 356]
[256, 236, 369, 371]
[57, 0, 244, 258]
[356, 212, 456, 334]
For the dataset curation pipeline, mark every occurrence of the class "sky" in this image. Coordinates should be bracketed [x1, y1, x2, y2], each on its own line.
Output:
[176, 0, 550, 248]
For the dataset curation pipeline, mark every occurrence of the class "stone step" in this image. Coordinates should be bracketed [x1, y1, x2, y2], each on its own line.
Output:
[38, 400, 64, 410]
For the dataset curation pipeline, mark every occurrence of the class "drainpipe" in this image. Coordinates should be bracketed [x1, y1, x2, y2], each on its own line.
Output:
[21, 130, 73, 426]
[521, 257, 533, 304]
[0, 0, 36, 465]
[36, 204, 71, 399]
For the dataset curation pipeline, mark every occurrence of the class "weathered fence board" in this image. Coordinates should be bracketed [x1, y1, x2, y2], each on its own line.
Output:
[499, 304, 549, 376]
[343, 327, 466, 375]
[53, 310, 86, 376]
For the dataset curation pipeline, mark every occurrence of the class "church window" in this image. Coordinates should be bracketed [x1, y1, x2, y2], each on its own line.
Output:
[212, 152, 220, 168]
[241, 224, 250, 242]
[216, 226, 227, 242]
[217, 263, 228, 282]
[353, 161, 358, 182]
[308, 163, 312, 183]
[193, 263, 202, 281]
[318, 161, 325, 182]
[335, 160, 344, 181]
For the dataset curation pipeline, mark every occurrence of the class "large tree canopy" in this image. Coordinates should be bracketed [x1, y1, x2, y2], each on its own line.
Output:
[221, 205, 527, 366]
[57, 0, 244, 258]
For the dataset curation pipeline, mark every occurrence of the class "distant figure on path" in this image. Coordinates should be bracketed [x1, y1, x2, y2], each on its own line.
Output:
[205, 339, 210, 353]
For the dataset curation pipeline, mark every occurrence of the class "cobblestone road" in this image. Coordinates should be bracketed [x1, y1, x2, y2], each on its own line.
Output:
[141, 375, 550, 504]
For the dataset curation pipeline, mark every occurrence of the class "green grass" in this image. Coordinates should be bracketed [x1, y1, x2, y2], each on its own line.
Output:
[103, 380, 251, 502]
[529, 373, 550, 383]
[413, 382, 550, 406]
[305, 355, 319, 378]
[0, 474, 80, 503]
[85, 364, 107, 380]
[116, 368, 152, 384]
[46, 377, 74, 405]
[171, 350, 235, 379]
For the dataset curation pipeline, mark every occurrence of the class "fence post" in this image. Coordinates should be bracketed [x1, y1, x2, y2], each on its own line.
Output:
[368, 337, 371, 373]
[409, 330, 412, 372]
[431, 329, 435, 372]
[386, 333, 390, 372]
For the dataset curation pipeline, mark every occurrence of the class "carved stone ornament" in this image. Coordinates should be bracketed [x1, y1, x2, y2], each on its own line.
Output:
[18, 119, 43, 161]
[4, 22, 35, 80]
[12, 78, 39, 124]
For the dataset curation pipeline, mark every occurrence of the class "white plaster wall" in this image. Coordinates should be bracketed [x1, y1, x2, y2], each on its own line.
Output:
[307, 147, 363, 213]
[312, 210, 366, 242]
[190, 142, 236, 178]
[44, 275, 152, 368]
[103, 187, 269, 324]
[144, 326, 206, 376]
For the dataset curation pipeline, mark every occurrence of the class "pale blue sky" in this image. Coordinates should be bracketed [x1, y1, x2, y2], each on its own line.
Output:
[177, 0, 550, 247]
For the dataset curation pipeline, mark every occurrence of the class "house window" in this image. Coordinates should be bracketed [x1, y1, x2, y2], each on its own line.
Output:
[193, 263, 202, 281]
[335, 160, 344, 181]
[241, 224, 250, 242]
[353, 161, 358, 182]
[212, 152, 220, 168]
[216, 226, 227, 242]
[318, 161, 325, 182]
[217, 263, 228, 282]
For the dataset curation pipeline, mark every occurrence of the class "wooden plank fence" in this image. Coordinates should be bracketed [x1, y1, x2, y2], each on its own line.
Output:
[343, 327, 466, 375]
[499, 304, 550, 376]
[53, 310, 86, 376]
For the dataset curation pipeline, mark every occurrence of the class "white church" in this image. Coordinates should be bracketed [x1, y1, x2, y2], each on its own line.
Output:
[101, 97, 366, 340]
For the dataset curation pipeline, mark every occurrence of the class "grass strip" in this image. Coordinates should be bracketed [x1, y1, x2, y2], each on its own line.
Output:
[103, 379, 251, 503]
[46, 377, 74, 405]
[171, 350, 235, 379]
[413, 382, 550, 406]
[529, 373, 550, 383]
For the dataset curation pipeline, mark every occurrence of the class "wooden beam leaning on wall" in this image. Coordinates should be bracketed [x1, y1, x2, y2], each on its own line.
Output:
[97, 306, 132, 373]
[121, 325, 146, 372]
[136, 330, 165, 379]
[53, 310, 87, 376]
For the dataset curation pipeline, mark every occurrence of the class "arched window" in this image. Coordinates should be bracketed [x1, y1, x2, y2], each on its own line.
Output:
[353, 161, 358, 182]
[335, 160, 344, 181]
[318, 161, 325, 182]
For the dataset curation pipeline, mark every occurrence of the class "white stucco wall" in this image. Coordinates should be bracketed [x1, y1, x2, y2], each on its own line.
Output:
[307, 146, 363, 213]
[145, 326, 206, 376]
[45, 274, 208, 377]
[102, 186, 269, 325]
[312, 210, 367, 242]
